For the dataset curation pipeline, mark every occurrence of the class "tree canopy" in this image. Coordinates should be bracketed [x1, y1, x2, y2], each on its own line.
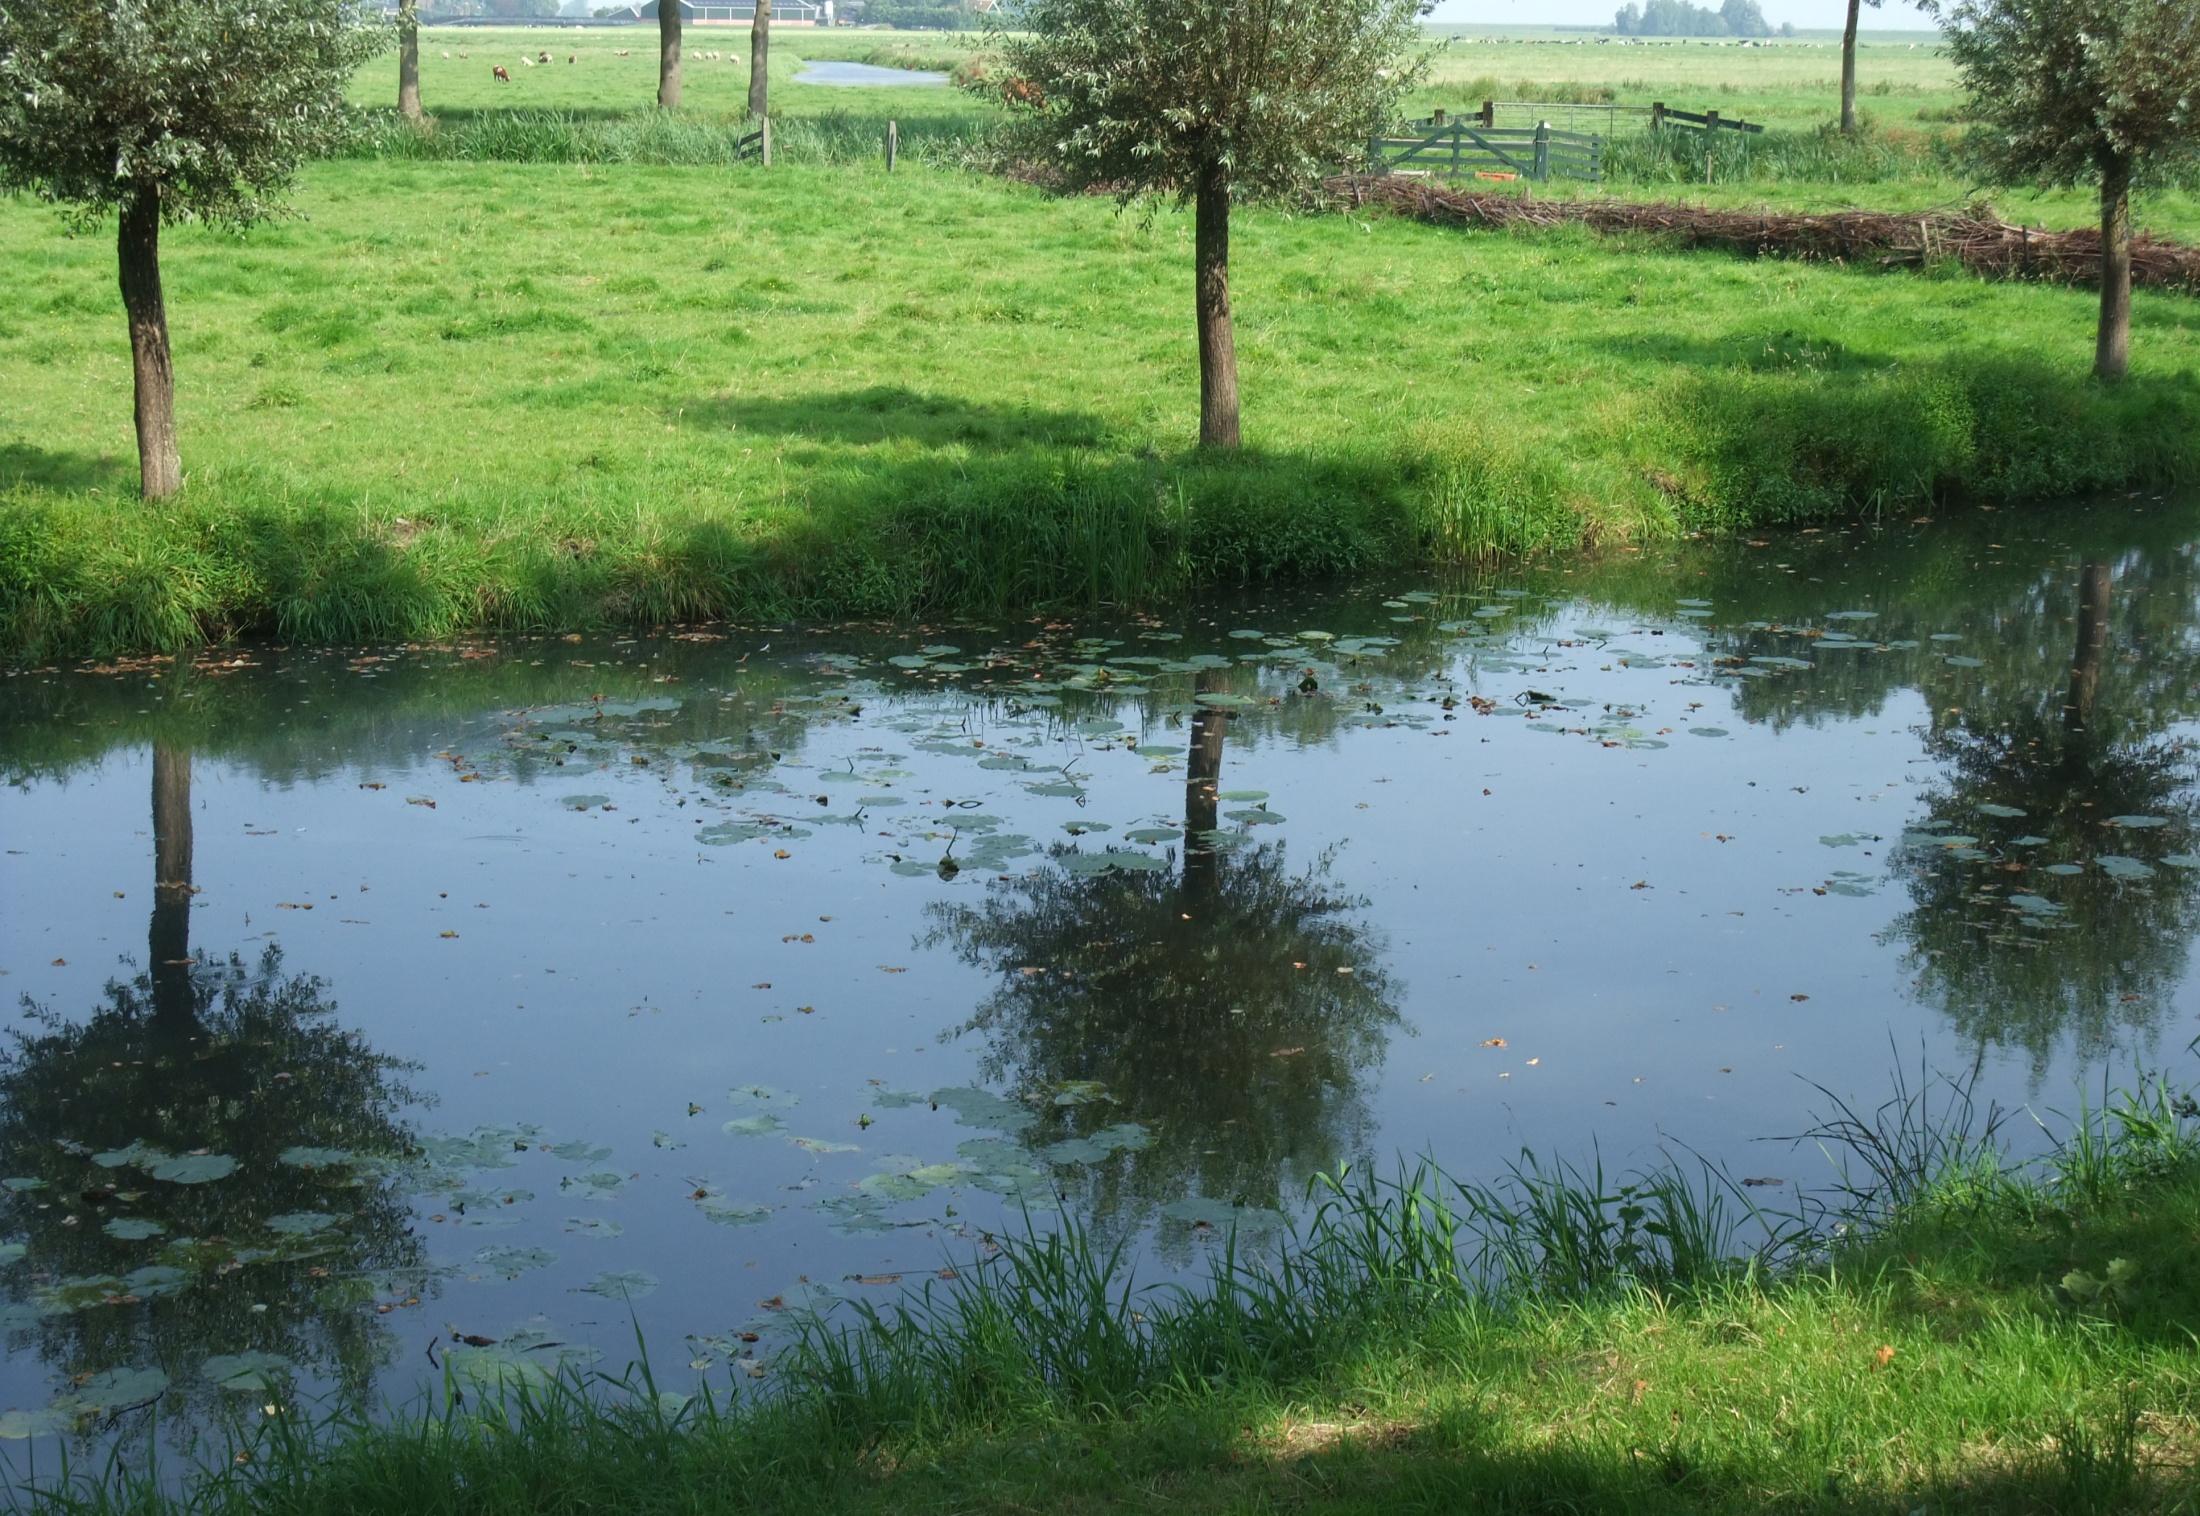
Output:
[0, 0, 385, 229]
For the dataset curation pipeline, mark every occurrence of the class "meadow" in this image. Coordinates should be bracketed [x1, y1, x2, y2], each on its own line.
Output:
[5, 25, 2200, 656]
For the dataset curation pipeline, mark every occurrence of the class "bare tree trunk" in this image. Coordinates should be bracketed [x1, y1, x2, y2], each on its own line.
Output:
[118, 191, 181, 501]
[1193, 157, 1240, 450]
[2065, 561, 2112, 740]
[1839, 0, 1860, 135]
[658, 0, 683, 110]
[398, 0, 423, 121]
[748, 0, 771, 118]
[150, 743, 195, 1025]
[2096, 165, 2132, 382]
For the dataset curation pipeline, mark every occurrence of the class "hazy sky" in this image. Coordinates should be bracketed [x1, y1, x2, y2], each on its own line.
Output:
[1429, 0, 1939, 29]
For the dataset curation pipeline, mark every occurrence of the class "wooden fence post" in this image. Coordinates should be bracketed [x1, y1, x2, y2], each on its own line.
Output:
[885, 119, 899, 172]
[1702, 109, 1717, 183]
[1650, 100, 1665, 131]
[1432, 106, 1446, 126]
[1480, 98, 1495, 128]
[1533, 121, 1551, 182]
[1450, 122, 1462, 180]
[760, 115, 772, 168]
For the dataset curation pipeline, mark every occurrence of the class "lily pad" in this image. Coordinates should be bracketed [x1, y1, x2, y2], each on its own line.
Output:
[149, 1154, 236, 1185]
[102, 1217, 165, 1242]
[203, 1352, 293, 1393]
[581, 1269, 659, 1301]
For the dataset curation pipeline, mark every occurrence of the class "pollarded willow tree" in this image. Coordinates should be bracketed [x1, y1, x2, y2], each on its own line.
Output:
[0, 1, 386, 499]
[996, 0, 1426, 448]
[659, 0, 683, 108]
[1931, 0, 2200, 381]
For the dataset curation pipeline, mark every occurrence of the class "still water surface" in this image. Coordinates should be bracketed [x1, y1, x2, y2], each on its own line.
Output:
[3, 504, 2198, 1462]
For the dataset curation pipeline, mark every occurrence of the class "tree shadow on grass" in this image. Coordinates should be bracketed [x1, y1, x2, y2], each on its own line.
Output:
[0, 443, 130, 493]
[676, 385, 1116, 452]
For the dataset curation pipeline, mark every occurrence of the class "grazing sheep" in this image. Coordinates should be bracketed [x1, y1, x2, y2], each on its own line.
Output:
[493, 64, 511, 81]
[616, 47, 631, 56]
[537, 50, 551, 64]
[440, 50, 450, 59]
[568, 54, 576, 63]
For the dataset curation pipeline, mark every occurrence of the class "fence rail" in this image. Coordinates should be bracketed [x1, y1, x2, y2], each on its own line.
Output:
[734, 118, 771, 166]
[1371, 119, 1603, 185]
[1649, 102, 1764, 134]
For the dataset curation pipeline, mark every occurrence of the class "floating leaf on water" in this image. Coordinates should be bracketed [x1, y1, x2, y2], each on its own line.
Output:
[1226, 809, 1284, 826]
[1942, 656, 1987, 669]
[728, 1085, 799, 1111]
[2044, 862, 2086, 876]
[697, 823, 771, 845]
[102, 1217, 164, 1242]
[548, 1140, 614, 1163]
[92, 1143, 163, 1171]
[564, 1170, 625, 1200]
[1192, 693, 1255, 709]
[1123, 827, 1182, 844]
[2098, 856, 2156, 880]
[0, 1410, 59, 1439]
[818, 1194, 895, 1235]
[1976, 804, 2028, 819]
[1025, 782, 1086, 799]
[724, 1114, 786, 1138]
[473, 1245, 557, 1279]
[2163, 855, 2200, 871]
[0, 1243, 24, 1266]
[202, 1352, 293, 1393]
[150, 1154, 236, 1185]
[1687, 728, 1729, 739]
[1158, 1199, 1289, 1236]
[929, 1087, 1036, 1134]
[561, 795, 611, 811]
[1051, 1080, 1111, 1106]
[790, 1136, 861, 1154]
[2109, 815, 2171, 829]
[53, 1366, 168, 1417]
[565, 1216, 625, 1238]
[698, 1196, 772, 1227]
[266, 1212, 339, 1236]
[581, 1269, 659, 1301]
[2009, 894, 2064, 915]
[2010, 835, 2050, 848]
[871, 1088, 928, 1109]
[278, 1146, 357, 1170]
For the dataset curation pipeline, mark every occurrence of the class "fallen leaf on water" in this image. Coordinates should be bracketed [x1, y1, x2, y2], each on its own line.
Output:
[440, 931, 459, 940]
[1790, 993, 1810, 1002]
[1525, 1057, 1541, 1067]
[1480, 1038, 1508, 1049]
[852, 1274, 902, 1287]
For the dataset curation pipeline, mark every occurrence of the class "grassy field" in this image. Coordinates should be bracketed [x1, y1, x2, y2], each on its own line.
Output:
[6, 26, 2200, 655]
[5, 148, 2199, 654]
[28, 1078, 2200, 1514]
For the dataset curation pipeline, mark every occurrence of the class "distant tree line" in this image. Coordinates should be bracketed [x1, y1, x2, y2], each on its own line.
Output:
[1614, 0, 1789, 37]
[846, 0, 978, 28]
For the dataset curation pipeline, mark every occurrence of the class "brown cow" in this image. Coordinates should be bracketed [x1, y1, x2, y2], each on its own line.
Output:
[492, 64, 511, 82]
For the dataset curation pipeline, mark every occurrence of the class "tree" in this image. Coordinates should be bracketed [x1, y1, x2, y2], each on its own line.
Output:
[398, 0, 424, 121]
[0, 746, 426, 1434]
[995, 0, 1425, 449]
[749, 0, 770, 118]
[926, 673, 1398, 1242]
[1931, 0, 2200, 381]
[659, 0, 683, 107]
[1839, 0, 1881, 135]
[0, 1, 385, 500]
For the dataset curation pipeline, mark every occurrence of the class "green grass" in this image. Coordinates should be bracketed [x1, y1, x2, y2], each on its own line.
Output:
[5, 153, 2200, 656]
[18, 1073, 2200, 1514]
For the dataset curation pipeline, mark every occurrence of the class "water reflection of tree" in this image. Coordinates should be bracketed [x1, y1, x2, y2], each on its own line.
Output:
[926, 678, 1401, 1239]
[1887, 561, 2200, 1075]
[0, 746, 428, 1428]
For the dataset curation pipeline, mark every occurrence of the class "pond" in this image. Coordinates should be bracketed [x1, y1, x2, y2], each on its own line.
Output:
[792, 60, 949, 86]
[3, 501, 2198, 1468]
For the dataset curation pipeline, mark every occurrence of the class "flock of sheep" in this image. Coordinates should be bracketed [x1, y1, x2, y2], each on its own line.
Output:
[452, 46, 742, 81]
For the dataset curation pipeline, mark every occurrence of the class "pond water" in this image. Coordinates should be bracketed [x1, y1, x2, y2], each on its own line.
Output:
[792, 60, 949, 86]
[4, 502, 2199, 1469]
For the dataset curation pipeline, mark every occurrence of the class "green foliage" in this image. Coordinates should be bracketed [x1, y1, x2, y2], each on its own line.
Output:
[994, 0, 1429, 202]
[0, 0, 387, 228]
[1614, 0, 1773, 39]
[1934, 0, 2200, 189]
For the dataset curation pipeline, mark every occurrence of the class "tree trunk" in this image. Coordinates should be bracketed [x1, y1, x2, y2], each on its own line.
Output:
[118, 192, 181, 501]
[150, 743, 195, 1026]
[2096, 165, 2132, 382]
[658, 0, 682, 110]
[748, 0, 771, 119]
[1193, 157, 1240, 450]
[1839, 0, 1860, 135]
[2065, 560, 2112, 740]
[1183, 670, 1229, 908]
[398, 0, 423, 121]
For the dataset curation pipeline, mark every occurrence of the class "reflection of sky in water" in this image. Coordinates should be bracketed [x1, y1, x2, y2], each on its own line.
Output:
[3, 503, 2198, 1466]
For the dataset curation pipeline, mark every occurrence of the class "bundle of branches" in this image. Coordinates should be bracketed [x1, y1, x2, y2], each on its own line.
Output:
[1330, 174, 2200, 295]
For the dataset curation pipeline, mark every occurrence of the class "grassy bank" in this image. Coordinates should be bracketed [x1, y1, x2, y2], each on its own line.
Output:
[22, 1075, 2200, 1514]
[5, 155, 2199, 657]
